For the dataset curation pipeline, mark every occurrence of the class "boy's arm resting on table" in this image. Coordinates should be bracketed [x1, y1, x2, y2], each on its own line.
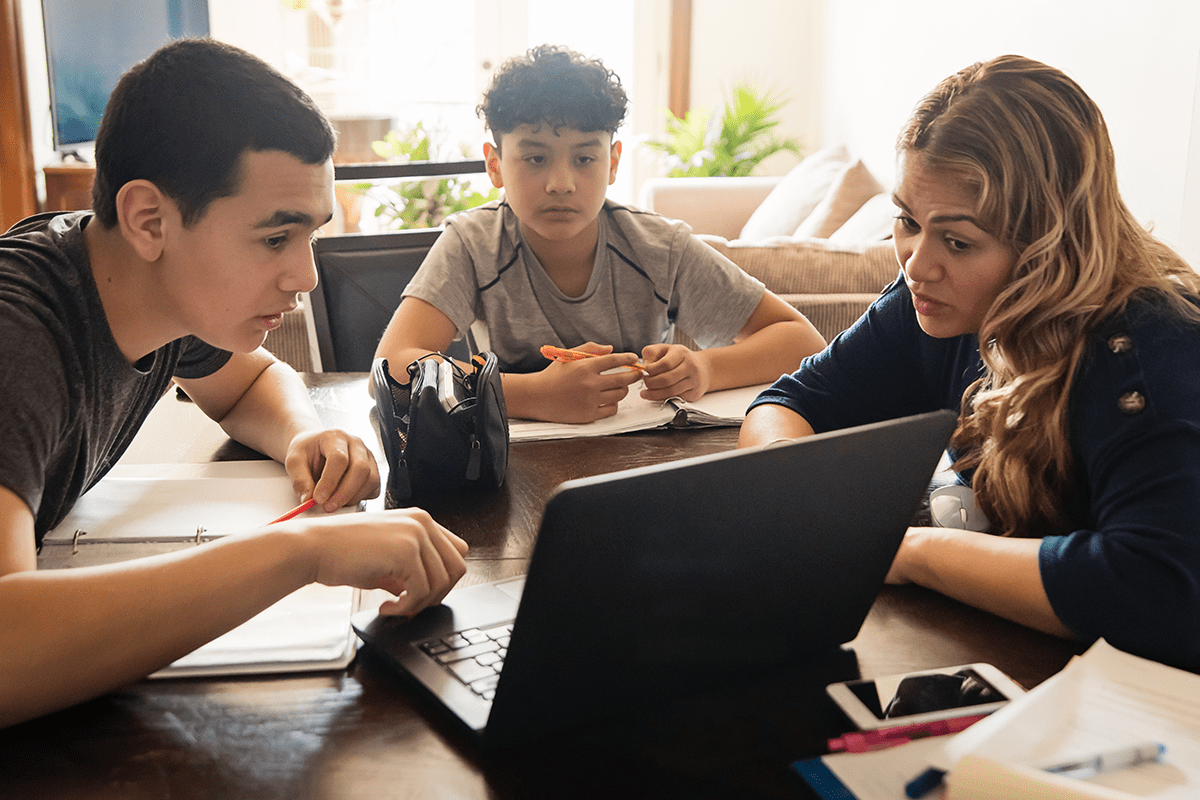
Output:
[640, 291, 826, 403]
[376, 297, 642, 424]
[175, 348, 379, 512]
[0, 486, 467, 729]
[374, 296, 462, 375]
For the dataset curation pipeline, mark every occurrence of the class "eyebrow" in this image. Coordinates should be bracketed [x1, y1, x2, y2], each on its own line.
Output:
[891, 195, 981, 227]
[514, 137, 606, 151]
[253, 210, 333, 229]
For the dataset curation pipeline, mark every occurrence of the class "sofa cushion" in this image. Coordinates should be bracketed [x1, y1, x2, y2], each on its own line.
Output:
[699, 234, 898, 295]
[828, 192, 897, 242]
[737, 144, 849, 241]
[781, 293, 892, 344]
[793, 159, 884, 239]
[698, 235, 900, 341]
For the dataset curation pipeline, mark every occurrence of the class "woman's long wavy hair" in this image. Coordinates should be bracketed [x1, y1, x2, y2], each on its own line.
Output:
[899, 55, 1200, 538]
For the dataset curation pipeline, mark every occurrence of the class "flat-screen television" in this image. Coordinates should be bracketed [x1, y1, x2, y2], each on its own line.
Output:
[41, 0, 210, 157]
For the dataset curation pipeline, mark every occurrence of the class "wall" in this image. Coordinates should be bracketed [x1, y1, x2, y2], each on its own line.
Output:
[688, 0, 822, 176]
[820, 0, 1200, 267]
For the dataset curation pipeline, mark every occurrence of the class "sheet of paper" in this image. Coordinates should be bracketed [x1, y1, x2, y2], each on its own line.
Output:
[44, 461, 351, 543]
[673, 382, 767, 425]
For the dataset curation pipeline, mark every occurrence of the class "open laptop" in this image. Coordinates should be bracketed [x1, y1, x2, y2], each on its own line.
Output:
[352, 409, 957, 749]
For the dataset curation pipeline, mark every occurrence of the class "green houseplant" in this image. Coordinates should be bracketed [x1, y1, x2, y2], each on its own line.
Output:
[644, 83, 802, 177]
[353, 123, 500, 230]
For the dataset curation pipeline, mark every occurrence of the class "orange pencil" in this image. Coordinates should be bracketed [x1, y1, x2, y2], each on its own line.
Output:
[540, 344, 645, 371]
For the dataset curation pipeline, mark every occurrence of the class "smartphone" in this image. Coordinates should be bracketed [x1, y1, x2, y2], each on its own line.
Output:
[825, 663, 1025, 730]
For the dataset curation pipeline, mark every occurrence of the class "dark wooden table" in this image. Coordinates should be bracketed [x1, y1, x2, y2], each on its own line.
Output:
[5, 373, 1083, 799]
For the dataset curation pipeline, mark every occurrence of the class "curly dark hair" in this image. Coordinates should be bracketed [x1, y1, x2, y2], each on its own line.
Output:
[477, 44, 627, 141]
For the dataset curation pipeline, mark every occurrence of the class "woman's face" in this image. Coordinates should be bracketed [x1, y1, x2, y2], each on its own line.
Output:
[892, 152, 1018, 338]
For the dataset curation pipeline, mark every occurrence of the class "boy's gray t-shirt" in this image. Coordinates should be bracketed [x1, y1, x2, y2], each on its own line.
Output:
[0, 212, 232, 547]
[403, 199, 765, 373]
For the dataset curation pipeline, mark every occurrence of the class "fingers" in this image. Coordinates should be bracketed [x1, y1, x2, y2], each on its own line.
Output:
[573, 341, 614, 356]
[640, 342, 672, 371]
[379, 512, 468, 617]
[286, 457, 317, 508]
[312, 437, 380, 510]
[641, 377, 696, 403]
[640, 343, 685, 375]
[586, 352, 643, 376]
[287, 430, 382, 512]
[639, 345, 709, 402]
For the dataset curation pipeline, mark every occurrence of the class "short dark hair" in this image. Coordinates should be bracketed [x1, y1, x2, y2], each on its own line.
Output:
[477, 44, 627, 140]
[92, 38, 336, 228]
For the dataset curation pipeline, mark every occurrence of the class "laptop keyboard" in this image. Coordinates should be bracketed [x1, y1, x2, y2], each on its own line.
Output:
[420, 622, 513, 700]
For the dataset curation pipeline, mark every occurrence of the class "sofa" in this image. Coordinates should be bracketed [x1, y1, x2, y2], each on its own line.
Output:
[638, 143, 902, 344]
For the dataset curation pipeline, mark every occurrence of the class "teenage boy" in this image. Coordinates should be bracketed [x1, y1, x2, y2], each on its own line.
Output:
[0, 39, 467, 728]
[375, 45, 825, 424]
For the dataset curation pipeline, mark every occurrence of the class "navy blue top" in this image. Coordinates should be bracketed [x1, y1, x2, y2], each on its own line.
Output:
[752, 274, 1200, 670]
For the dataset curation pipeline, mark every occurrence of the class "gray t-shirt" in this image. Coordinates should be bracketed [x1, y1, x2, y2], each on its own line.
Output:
[403, 199, 766, 373]
[0, 212, 231, 547]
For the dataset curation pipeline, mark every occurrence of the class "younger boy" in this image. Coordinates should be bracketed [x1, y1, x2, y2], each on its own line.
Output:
[375, 45, 825, 423]
[0, 39, 466, 728]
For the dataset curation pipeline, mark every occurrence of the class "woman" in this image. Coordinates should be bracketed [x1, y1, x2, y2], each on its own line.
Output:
[739, 55, 1200, 670]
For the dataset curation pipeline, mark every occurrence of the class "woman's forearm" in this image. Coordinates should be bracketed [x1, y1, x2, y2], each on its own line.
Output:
[890, 527, 1075, 638]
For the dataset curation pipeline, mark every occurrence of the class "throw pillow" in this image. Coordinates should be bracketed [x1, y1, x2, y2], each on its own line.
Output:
[828, 192, 897, 242]
[793, 159, 885, 239]
[737, 144, 849, 241]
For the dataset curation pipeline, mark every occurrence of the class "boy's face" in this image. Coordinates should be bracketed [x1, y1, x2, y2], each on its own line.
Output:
[159, 149, 333, 353]
[485, 123, 620, 251]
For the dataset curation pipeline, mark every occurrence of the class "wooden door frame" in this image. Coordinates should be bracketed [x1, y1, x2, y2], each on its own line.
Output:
[668, 0, 691, 119]
[1, 0, 37, 230]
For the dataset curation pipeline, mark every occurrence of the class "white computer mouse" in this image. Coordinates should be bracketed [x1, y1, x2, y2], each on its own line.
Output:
[929, 484, 992, 532]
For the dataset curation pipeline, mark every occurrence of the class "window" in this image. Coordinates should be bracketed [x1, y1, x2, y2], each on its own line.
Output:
[255, 0, 651, 224]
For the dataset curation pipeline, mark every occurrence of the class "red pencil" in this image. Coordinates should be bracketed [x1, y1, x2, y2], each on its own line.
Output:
[268, 496, 318, 525]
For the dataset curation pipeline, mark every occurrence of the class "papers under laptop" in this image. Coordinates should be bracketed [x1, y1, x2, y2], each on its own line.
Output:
[352, 409, 957, 749]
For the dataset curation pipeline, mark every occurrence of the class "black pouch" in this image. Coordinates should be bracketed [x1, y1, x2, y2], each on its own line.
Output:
[371, 353, 509, 505]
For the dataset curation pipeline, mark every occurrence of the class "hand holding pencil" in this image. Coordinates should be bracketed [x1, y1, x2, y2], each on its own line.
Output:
[540, 344, 646, 372]
[521, 343, 644, 424]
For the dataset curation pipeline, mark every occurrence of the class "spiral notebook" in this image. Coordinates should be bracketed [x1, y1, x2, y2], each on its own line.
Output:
[507, 382, 769, 441]
[41, 461, 360, 678]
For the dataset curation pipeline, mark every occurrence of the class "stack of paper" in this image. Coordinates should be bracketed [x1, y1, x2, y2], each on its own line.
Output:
[937, 640, 1200, 799]
[151, 583, 358, 678]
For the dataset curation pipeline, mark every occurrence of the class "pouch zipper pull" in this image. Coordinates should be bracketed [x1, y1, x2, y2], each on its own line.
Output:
[466, 436, 482, 480]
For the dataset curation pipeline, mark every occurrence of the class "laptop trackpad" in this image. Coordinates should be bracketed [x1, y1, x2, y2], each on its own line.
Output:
[352, 575, 525, 645]
[494, 575, 525, 602]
